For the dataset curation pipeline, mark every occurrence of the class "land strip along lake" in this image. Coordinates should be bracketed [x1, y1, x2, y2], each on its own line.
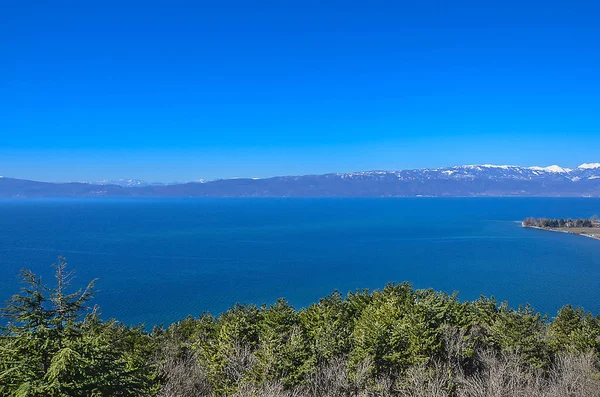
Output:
[0, 198, 599, 325]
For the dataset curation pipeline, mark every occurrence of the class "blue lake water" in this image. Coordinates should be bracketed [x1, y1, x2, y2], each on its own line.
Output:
[0, 198, 599, 325]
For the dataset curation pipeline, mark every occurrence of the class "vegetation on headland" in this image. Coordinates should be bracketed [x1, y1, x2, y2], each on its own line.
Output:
[2, 258, 600, 396]
[522, 216, 600, 240]
[522, 216, 599, 229]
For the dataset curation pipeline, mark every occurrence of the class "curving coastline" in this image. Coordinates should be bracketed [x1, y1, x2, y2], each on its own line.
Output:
[522, 217, 600, 241]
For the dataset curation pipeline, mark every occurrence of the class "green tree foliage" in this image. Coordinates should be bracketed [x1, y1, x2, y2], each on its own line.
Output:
[487, 303, 550, 368]
[548, 305, 600, 354]
[169, 282, 600, 396]
[254, 299, 310, 387]
[349, 284, 472, 376]
[2, 259, 600, 396]
[299, 291, 354, 362]
[0, 257, 157, 396]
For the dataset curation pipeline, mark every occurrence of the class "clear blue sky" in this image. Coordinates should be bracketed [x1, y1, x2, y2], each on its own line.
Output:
[1, 0, 599, 181]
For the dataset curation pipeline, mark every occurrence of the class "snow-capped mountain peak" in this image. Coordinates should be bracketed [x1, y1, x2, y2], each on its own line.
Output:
[578, 163, 600, 169]
[528, 165, 571, 173]
[461, 164, 517, 170]
[93, 179, 148, 187]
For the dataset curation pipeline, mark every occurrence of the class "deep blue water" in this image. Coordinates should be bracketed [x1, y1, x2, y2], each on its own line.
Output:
[0, 198, 599, 325]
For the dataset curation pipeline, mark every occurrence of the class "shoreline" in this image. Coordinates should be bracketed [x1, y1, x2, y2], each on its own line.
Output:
[523, 225, 600, 241]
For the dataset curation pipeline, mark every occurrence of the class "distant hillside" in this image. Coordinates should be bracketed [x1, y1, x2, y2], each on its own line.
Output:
[0, 177, 127, 198]
[1, 163, 600, 197]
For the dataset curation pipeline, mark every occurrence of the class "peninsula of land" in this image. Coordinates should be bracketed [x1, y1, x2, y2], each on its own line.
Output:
[522, 217, 600, 240]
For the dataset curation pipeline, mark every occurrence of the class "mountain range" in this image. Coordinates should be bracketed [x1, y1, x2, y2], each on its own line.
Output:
[1, 163, 600, 198]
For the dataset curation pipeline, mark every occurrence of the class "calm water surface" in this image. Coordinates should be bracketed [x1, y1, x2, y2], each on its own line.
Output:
[0, 198, 599, 325]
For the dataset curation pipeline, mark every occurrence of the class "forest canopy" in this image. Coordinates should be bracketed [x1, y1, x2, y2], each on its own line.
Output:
[1, 258, 600, 397]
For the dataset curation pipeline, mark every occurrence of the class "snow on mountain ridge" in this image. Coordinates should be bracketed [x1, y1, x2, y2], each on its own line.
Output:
[578, 163, 600, 169]
[459, 164, 518, 170]
[337, 164, 597, 177]
[528, 165, 571, 173]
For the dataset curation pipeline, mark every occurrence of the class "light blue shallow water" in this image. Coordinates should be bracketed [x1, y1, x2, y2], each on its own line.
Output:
[0, 198, 599, 325]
